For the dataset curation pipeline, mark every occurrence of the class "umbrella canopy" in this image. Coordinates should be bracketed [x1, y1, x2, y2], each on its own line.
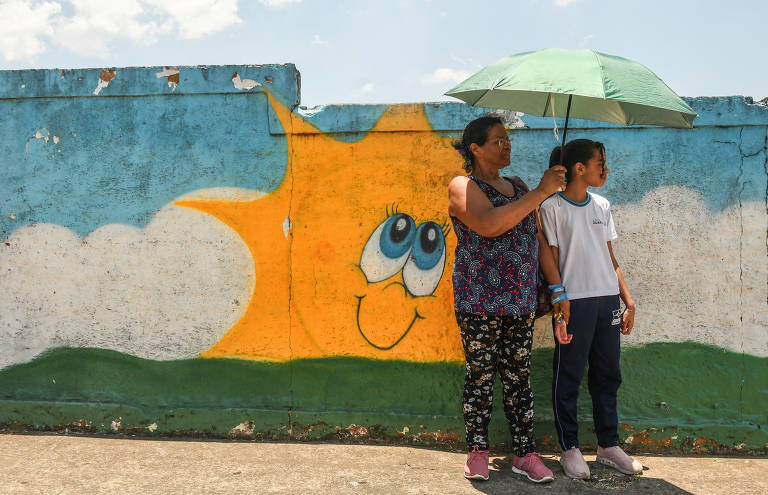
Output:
[445, 48, 697, 130]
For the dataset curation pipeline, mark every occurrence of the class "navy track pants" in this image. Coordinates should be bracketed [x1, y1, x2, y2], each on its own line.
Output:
[552, 295, 622, 450]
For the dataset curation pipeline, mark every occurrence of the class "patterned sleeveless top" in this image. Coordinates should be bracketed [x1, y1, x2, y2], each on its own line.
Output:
[451, 175, 539, 316]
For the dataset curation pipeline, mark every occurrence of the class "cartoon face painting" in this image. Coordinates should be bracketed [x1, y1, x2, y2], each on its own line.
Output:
[177, 90, 463, 362]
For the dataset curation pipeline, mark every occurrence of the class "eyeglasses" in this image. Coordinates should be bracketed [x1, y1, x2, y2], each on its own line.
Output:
[491, 137, 512, 149]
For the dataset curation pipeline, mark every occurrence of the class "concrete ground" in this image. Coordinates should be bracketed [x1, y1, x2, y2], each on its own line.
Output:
[1, 434, 765, 494]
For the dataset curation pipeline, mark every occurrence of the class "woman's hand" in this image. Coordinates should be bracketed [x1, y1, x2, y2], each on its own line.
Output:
[535, 165, 567, 197]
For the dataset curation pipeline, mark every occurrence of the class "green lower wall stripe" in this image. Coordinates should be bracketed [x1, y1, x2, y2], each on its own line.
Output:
[1, 343, 765, 451]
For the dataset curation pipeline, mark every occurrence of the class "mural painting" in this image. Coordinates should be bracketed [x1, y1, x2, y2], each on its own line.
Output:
[0, 66, 765, 451]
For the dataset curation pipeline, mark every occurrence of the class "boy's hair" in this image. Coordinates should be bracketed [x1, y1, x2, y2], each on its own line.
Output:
[549, 139, 604, 183]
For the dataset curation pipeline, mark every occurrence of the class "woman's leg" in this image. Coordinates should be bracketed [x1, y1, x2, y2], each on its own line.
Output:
[497, 314, 535, 457]
[457, 311, 501, 451]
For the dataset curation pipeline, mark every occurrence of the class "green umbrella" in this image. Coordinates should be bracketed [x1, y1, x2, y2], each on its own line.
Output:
[445, 48, 696, 143]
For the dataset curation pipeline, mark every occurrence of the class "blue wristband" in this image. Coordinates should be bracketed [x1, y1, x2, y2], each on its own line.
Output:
[548, 283, 565, 294]
[551, 293, 567, 304]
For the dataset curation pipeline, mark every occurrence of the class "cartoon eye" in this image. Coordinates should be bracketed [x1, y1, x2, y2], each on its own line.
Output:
[360, 213, 416, 283]
[402, 222, 446, 296]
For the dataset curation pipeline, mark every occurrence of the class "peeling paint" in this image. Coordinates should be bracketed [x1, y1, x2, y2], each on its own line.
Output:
[282, 215, 292, 239]
[231, 72, 261, 91]
[93, 69, 116, 96]
[156, 67, 180, 92]
[34, 130, 49, 144]
[337, 424, 368, 438]
[230, 421, 255, 437]
[25, 129, 50, 153]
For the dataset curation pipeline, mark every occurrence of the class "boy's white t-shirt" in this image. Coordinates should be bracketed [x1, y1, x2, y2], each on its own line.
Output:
[539, 191, 619, 300]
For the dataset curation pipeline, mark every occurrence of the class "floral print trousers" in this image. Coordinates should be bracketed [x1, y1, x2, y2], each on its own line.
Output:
[456, 311, 536, 457]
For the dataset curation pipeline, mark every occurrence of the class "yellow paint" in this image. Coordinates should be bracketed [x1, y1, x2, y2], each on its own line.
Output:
[177, 92, 463, 362]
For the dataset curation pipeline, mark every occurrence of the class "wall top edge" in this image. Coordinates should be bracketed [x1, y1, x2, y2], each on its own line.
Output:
[1, 64, 765, 132]
[0, 64, 300, 105]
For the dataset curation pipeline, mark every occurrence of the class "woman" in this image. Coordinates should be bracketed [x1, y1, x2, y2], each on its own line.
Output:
[448, 116, 567, 483]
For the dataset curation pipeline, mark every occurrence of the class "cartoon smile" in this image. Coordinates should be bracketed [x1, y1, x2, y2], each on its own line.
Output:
[354, 210, 447, 350]
[354, 290, 424, 350]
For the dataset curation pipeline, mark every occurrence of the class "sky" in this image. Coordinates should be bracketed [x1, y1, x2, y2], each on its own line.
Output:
[0, 0, 766, 108]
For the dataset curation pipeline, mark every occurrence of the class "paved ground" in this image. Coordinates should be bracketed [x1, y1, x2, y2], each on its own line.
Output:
[1, 434, 766, 494]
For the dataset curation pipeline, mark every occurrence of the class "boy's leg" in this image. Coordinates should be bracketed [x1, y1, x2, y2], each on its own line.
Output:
[552, 297, 598, 450]
[456, 311, 501, 452]
[497, 314, 535, 457]
[587, 295, 622, 448]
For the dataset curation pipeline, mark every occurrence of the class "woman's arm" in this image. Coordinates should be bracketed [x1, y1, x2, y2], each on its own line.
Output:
[448, 167, 565, 237]
[607, 241, 635, 335]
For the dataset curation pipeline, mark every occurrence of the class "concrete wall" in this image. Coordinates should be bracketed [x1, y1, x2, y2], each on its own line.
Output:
[1, 65, 766, 452]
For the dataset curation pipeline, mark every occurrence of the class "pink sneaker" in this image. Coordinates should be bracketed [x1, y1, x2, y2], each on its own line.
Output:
[463, 446, 489, 481]
[512, 453, 554, 483]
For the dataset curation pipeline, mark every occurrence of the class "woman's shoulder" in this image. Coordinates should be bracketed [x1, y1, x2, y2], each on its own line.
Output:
[505, 175, 529, 192]
[449, 175, 471, 185]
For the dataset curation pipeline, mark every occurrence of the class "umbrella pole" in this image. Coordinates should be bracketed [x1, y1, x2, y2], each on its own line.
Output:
[558, 94, 573, 175]
[561, 94, 573, 146]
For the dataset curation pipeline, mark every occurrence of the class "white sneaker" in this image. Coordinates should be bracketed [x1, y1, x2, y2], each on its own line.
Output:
[596, 446, 643, 475]
[559, 447, 590, 479]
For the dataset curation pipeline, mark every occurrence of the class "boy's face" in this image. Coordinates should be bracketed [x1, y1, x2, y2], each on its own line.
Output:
[596, 147, 609, 187]
[579, 147, 609, 188]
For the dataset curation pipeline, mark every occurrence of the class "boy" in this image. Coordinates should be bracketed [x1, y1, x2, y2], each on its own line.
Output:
[539, 139, 641, 479]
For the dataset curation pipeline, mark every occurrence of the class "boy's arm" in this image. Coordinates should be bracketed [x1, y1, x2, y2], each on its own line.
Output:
[607, 241, 635, 335]
[536, 209, 572, 344]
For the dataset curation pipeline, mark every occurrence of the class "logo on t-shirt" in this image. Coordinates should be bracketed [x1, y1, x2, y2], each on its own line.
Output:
[592, 218, 605, 225]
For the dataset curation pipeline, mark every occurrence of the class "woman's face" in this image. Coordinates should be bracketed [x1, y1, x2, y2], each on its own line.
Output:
[473, 124, 511, 170]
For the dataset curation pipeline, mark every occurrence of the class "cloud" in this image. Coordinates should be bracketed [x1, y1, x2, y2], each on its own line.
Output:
[0, 0, 241, 60]
[311, 34, 327, 46]
[361, 82, 374, 93]
[146, 0, 241, 40]
[54, 0, 163, 57]
[610, 187, 766, 357]
[422, 67, 471, 86]
[0, 0, 62, 62]
[0, 196, 255, 369]
[554, 0, 579, 5]
[579, 34, 594, 48]
[258, 0, 300, 6]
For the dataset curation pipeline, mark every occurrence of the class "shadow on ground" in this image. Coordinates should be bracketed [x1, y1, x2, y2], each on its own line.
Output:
[465, 455, 693, 494]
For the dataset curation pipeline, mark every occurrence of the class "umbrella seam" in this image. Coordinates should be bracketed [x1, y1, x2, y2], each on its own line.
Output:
[592, 50, 631, 124]
[591, 50, 607, 101]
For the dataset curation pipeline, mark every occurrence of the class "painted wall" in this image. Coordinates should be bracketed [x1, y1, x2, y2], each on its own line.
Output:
[1, 65, 766, 452]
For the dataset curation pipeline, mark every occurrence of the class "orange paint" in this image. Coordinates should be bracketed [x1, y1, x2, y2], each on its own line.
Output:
[177, 90, 463, 362]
